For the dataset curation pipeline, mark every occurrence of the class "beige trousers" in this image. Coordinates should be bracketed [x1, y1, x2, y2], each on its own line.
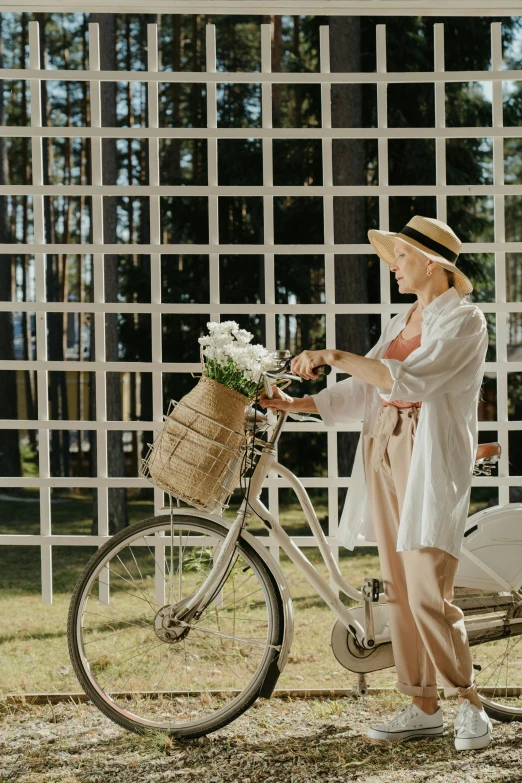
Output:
[362, 403, 477, 699]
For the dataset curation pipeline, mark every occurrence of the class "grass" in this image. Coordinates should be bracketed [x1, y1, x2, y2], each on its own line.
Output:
[0, 492, 502, 700]
[0, 493, 387, 697]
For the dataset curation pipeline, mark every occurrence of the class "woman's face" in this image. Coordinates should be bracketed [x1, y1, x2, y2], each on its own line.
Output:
[389, 239, 429, 294]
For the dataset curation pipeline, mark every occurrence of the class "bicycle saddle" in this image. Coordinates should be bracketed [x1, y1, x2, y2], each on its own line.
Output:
[475, 442, 501, 462]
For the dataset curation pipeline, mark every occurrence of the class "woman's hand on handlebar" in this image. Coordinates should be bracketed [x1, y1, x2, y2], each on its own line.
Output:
[259, 385, 295, 411]
[290, 349, 333, 380]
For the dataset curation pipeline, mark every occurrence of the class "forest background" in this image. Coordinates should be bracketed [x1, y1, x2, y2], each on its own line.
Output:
[1, 12, 522, 600]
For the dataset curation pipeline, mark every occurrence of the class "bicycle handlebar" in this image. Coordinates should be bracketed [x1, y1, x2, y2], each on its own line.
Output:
[312, 364, 332, 376]
[261, 357, 332, 398]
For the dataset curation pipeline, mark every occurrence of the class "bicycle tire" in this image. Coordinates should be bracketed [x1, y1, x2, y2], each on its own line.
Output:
[67, 514, 285, 739]
[481, 698, 522, 723]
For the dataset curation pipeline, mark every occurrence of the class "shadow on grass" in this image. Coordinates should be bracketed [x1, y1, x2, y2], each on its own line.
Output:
[3, 697, 519, 783]
[0, 628, 68, 645]
[0, 494, 155, 596]
[0, 496, 376, 597]
[85, 710, 518, 782]
[0, 491, 375, 606]
[0, 615, 143, 645]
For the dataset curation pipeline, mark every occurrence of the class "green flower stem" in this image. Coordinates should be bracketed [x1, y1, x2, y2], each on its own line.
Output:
[204, 358, 262, 398]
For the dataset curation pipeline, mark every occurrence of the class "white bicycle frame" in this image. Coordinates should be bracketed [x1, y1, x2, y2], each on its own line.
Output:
[175, 371, 520, 659]
[176, 406, 387, 650]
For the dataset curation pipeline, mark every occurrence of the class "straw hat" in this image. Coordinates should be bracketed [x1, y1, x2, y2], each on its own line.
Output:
[367, 215, 473, 294]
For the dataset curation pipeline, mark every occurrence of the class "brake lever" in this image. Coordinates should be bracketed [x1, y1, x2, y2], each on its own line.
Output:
[263, 373, 274, 399]
[287, 412, 321, 422]
[312, 364, 332, 376]
[284, 355, 332, 378]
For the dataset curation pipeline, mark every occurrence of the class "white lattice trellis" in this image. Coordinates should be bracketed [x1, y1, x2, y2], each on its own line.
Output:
[0, 16, 521, 603]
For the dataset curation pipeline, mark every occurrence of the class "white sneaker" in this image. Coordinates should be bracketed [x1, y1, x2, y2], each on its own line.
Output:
[366, 703, 444, 741]
[454, 700, 493, 751]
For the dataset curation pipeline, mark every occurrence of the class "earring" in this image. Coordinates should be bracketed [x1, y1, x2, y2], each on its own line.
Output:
[427, 269, 432, 276]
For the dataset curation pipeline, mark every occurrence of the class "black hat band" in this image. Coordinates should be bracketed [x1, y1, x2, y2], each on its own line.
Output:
[399, 225, 459, 263]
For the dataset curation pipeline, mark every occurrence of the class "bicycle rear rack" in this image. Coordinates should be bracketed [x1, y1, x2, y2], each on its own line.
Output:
[473, 454, 500, 477]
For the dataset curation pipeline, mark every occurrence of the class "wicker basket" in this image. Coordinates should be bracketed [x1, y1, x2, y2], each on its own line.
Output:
[139, 375, 251, 515]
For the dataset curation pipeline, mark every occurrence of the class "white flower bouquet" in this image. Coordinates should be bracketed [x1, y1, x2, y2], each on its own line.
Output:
[198, 320, 273, 399]
[140, 320, 272, 514]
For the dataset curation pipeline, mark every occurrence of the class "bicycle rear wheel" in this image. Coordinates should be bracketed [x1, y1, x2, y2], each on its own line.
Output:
[68, 514, 284, 738]
[467, 593, 522, 721]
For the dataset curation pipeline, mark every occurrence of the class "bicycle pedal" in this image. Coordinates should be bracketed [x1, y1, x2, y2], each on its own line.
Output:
[362, 577, 380, 602]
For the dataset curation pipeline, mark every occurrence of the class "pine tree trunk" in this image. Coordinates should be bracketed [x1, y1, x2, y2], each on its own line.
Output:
[82, 16, 98, 528]
[191, 16, 204, 182]
[170, 14, 182, 185]
[20, 13, 37, 447]
[139, 15, 156, 484]
[35, 14, 65, 481]
[79, 12, 89, 478]
[0, 22, 21, 479]
[60, 31, 73, 475]
[329, 17, 371, 481]
[292, 17, 301, 127]
[271, 17, 282, 125]
[91, 13, 128, 533]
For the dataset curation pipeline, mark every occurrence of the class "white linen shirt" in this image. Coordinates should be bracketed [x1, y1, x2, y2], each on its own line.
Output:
[310, 286, 489, 559]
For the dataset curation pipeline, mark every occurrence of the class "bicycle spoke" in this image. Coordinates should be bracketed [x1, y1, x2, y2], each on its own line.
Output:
[505, 636, 509, 693]
[190, 627, 247, 684]
[476, 636, 522, 682]
[128, 545, 147, 585]
[201, 585, 264, 618]
[116, 553, 158, 610]
[106, 567, 160, 610]
[177, 639, 224, 694]
[99, 639, 165, 693]
[168, 506, 174, 607]
[142, 535, 168, 588]
[98, 581, 160, 610]
[179, 621, 275, 650]
[71, 516, 278, 732]
[492, 647, 504, 697]
[178, 526, 182, 604]
[88, 631, 156, 660]
[83, 625, 154, 646]
[83, 610, 151, 630]
[152, 645, 173, 694]
[114, 641, 167, 695]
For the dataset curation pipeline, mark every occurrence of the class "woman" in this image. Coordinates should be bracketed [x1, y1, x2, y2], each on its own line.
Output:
[259, 215, 492, 751]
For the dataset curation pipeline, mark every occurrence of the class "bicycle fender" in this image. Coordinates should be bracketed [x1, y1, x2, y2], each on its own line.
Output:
[457, 502, 522, 592]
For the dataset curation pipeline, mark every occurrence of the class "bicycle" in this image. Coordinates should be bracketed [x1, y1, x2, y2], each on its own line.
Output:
[67, 351, 522, 738]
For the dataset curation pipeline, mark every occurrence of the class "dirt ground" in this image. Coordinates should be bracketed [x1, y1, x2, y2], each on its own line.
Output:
[1, 694, 521, 783]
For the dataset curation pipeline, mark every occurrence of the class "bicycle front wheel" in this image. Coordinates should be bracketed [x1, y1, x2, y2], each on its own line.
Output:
[68, 514, 284, 738]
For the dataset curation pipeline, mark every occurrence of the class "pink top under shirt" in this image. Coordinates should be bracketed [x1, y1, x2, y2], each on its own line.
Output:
[379, 329, 422, 409]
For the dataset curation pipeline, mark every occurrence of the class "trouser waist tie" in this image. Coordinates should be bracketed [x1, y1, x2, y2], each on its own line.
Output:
[369, 405, 400, 472]
[369, 405, 419, 473]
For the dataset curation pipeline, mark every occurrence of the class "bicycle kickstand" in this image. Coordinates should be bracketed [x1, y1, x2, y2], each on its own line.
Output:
[350, 578, 380, 699]
[351, 673, 368, 698]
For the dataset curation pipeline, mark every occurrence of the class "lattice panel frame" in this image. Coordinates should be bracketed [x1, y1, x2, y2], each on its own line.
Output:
[0, 19, 521, 602]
